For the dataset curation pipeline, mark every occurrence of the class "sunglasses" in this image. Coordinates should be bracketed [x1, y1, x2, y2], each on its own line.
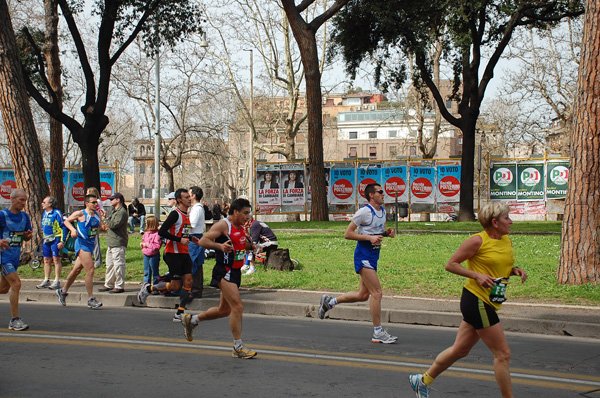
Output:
[376, 190, 384, 195]
[88, 201, 98, 204]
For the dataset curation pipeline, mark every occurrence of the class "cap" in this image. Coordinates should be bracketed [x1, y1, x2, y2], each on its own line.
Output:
[108, 192, 124, 201]
[132, 197, 138, 202]
[166, 192, 176, 200]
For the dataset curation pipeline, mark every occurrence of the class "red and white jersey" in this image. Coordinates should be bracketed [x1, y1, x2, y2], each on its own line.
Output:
[165, 208, 191, 254]
[215, 218, 247, 269]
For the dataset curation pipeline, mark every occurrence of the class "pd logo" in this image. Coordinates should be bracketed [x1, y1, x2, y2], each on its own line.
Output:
[100, 182, 113, 200]
[520, 167, 541, 187]
[385, 177, 406, 197]
[493, 168, 513, 187]
[438, 176, 460, 197]
[72, 182, 85, 201]
[358, 178, 377, 198]
[411, 177, 433, 198]
[332, 179, 353, 200]
[0, 180, 16, 200]
[550, 166, 569, 185]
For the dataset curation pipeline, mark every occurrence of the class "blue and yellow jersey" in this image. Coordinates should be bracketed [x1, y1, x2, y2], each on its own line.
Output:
[42, 208, 66, 242]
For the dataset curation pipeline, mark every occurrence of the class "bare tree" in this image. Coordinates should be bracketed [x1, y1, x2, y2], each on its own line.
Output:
[558, 0, 600, 285]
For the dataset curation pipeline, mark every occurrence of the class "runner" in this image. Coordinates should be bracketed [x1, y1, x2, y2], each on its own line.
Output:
[317, 183, 397, 344]
[37, 196, 66, 290]
[181, 198, 257, 359]
[56, 194, 104, 309]
[0, 189, 33, 330]
[137, 188, 193, 322]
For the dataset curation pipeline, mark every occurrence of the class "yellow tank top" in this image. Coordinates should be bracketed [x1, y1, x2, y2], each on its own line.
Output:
[464, 231, 515, 310]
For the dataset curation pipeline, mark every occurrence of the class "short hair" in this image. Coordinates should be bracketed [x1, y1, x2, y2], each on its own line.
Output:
[478, 202, 510, 228]
[131, 197, 139, 203]
[46, 196, 58, 208]
[364, 183, 381, 200]
[175, 188, 188, 200]
[229, 198, 251, 215]
[85, 194, 97, 203]
[87, 187, 100, 198]
[189, 186, 203, 201]
[145, 215, 159, 231]
[10, 189, 26, 199]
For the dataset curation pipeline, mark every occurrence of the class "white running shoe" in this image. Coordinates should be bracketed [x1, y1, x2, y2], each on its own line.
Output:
[8, 317, 29, 331]
[87, 297, 103, 309]
[372, 329, 398, 344]
[36, 279, 50, 289]
[137, 282, 150, 305]
[241, 264, 249, 272]
[245, 266, 256, 275]
[318, 294, 332, 319]
[173, 312, 184, 323]
[409, 374, 431, 398]
[49, 280, 61, 290]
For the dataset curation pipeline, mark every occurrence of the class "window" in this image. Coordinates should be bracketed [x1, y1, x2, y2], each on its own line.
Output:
[349, 131, 358, 139]
[369, 146, 377, 159]
[458, 137, 463, 144]
[150, 163, 155, 174]
[278, 153, 285, 160]
[410, 146, 417, 156]
[239, 168, 244, 179]
[139, 163, 146, 174]
[446, 99, 453, 109]
[140, 146, 145, 155]
[138, 184, 145, 199]
[259, 152, 266, 160]
[297, 149, 305, 158]
[348, 147, 357, 157]
[368, 131, 377, 139]
[388, 130, 397, 138]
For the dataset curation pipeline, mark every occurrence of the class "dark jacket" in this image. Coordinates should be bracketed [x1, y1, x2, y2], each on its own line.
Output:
[128, 202, 146, 217]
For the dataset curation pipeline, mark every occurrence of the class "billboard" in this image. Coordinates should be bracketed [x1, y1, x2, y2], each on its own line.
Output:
[330, 168, 356, 205]
[410, 166, 435, 204]
[436, 165, 461, 203]
[546, 160, 569, 199]
[517, 162, 545, 201]
[382, 166, 408, 203]
[489, 163, 517, 200]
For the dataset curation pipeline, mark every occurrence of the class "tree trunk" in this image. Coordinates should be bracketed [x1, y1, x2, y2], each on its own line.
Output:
[44, 0, 65, 211]
[0, 0, 50, 256]
[458, 116, 477, 221]
[78, 128, 102, 191]
[558, 0, 600, 285]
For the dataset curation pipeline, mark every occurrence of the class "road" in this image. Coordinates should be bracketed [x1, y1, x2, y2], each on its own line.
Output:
[0, 302, 599, 397]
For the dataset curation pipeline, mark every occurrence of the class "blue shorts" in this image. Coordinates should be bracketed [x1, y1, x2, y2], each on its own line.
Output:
[43, 237, 61, 258]
[75, 238, 95, 256]
[0, 262, 18, 276]
[353, 241, 380, 273]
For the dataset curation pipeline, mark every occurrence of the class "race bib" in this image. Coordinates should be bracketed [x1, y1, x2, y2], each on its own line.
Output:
[9, 231, 24, 247]
[88, 227, 98, 238]
[181, 224, 192, 238]
[234, 251, 245, 261]
[489, 277, 510, 303]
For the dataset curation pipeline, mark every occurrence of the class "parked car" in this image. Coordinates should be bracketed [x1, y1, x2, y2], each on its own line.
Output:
[143, 205, 172, 222]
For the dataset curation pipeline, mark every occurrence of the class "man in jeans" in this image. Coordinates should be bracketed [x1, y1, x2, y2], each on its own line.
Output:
[187, 186, 212, 301]
[101, 192, 128, 293]
[128, 197, 146, 234]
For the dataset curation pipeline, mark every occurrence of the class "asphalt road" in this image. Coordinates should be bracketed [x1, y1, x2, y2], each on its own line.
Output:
[1, 302, 599, 397]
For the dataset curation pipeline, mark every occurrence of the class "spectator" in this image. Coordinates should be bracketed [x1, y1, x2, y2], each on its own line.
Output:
[188, 186, 212, 301]
[128, 197, 146, 234]
[166, 192, 176, 211]
[212, 200, 223, 221]
[101, 192, 128, 293]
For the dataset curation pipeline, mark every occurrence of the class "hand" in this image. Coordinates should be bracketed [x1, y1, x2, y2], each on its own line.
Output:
[512, 267, 528, 283]
[221, 240, 233, 253]
[133, 213, 138, 217]
[140, 242, 145, 248]
[191, 236, 200, 245]
[368, 235, 382, 245]
[24, 230, 33, 241]
[99, 209, 106, 218]
[101, 223, 109, 231]
[0, 239, 10, 250]
[70, 230, 78, 238]
[57, 242, 64, 250]
[180, 237, 190, 246]
[475, 273, 495, 288]
[385, 228, 395, 238]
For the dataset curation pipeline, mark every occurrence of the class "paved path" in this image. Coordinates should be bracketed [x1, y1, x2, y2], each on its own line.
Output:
[7, 279, 599, 339]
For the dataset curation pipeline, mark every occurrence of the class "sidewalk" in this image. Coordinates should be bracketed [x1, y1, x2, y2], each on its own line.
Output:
[7, 279, 600, 339]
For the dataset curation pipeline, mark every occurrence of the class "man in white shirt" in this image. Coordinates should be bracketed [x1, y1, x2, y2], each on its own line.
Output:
[188, 186, 211, 300]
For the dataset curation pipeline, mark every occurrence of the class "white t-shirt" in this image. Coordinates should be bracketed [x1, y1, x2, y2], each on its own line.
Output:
[351, 204, 386, 236]
[189, 202, 206, 235]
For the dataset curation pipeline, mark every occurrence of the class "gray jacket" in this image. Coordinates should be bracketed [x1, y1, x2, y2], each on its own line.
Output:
[106, 204, 128, 247]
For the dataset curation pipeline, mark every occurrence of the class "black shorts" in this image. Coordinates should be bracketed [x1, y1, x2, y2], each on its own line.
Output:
[163, 252, 193, 280]
[210, 262, 242, 288]
[460, 288, 500, 330]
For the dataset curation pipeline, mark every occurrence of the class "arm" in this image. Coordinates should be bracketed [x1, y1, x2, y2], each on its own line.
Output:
[158, 210, 181, 242]
[196, 220, 233, 253]
[64, 211, 83, 238]
[23, 214, 33, 241]
[344, 221, 382, 246]
[189, 205, 201, 228]
[444, 235, 495, 288]
[138, 204, 146, 217]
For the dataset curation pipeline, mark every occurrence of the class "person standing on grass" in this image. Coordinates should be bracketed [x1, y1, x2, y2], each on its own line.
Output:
[317, 183, 397, 344]
[181, 198, 257, 359]
[188, 186, 212, 301]
[408, 202, 527, 398]
[137, 188, 193, 322]
[140, 215, 162, 286]
[37, 196, 66, 290]
[101, 192, 128, 294]
[57, 194, 105, 309]
[0, 189, 33, 331]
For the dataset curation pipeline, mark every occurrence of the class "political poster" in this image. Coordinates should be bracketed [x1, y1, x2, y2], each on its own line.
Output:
[410, 166, 435, 204]
[68, 170, 116, 205]
[45, 171, 69, 195]
[489, 163, 517, 200]
[357, 166, 381, 205]
[281, 164, 305, 206]
[99, 171, 116, 200]
[546, 160, 569, 199]
[305, 164, 330, 204]
[436, 165, 461, 203]
[0, 170, 17, 205]
[330, 168, 356, 205]
[517, 162, 545, 201]
[382, 166, 408, 204]
[256, 169, 281, 209]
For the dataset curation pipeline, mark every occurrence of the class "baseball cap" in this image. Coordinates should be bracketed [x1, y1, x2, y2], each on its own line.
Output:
[166, 192, 176, 200]
[108, 192, 124, 201]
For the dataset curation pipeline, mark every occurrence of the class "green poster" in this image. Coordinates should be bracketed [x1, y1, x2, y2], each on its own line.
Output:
[517, 162, 545, 200]
[489, 163, 517, 200]
[546, 161, 569, 199]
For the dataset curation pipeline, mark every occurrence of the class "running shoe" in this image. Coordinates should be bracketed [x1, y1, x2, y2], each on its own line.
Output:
[87, 297, 103, 309]
[232, 344, 257, 359]
[56, 288, 68, 306]
[241, 264, 249, 272]
[372, 329, 398, 344]
[318, 294, 332, 319]
[36, 279, 50, 289]
[137, 282, 150, 305]
[409, 374, 431, 398]
[8, 317, 29, 331]
[182, 314, 195, 341]
[245, 267, 256, 275]
[173, 312, 184, 323]
[49, 280, 61, 290]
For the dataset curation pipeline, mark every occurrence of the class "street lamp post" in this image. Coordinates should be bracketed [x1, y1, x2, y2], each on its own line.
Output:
[154, 44, 161, 219]
[244, 48, 254, 208]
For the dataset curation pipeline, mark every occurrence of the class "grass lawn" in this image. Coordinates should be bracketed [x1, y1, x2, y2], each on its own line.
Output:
[19, 221, 599, 306]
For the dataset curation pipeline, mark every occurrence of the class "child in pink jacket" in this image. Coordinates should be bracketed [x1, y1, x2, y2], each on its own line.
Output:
[140, 215, 163, 284]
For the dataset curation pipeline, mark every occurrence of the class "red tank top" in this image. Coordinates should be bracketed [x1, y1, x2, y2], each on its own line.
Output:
[165, 208, 191, 254]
